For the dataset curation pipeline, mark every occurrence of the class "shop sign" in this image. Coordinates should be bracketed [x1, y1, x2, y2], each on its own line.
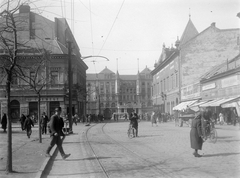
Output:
[181, 83, 200, 100]
[26, 97, 64, 102]
[202, 83, 216, 91]
[221, 75, 239, 88]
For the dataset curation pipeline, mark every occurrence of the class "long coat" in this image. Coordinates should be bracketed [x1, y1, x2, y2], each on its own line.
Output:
[1, 114, 7, 130]
[190, 115, 203, 150]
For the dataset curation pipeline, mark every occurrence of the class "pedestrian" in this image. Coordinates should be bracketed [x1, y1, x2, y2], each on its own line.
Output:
[73, 114, 78, 125]
[129, 112, 139, 137]
[151, 111, 158, 126]
[1, 113, 7, 132]
[219, 112, 224, 125]
[45, 107, 70, 160]
[19, 114, 26, 131]
[41, 112, 49, 134]
[24, 115, 34, 138]
[190, 111, 204, 158]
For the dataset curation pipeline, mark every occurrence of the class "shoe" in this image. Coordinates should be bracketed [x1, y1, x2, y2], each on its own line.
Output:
[62, 154, 71, 160]
[45, 153, 51, 157]
[194, 153, 202, 157]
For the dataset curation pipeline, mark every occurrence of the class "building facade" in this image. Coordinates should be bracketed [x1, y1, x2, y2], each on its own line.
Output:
[179, 20, 240, 102]
[199, 54, 240, 116]
[151, 43, 180, 114]
[86, 66, 153, 119]
[0, 5, 88, 121]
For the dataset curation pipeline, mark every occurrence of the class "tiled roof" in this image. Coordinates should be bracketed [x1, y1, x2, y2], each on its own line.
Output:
[99, 67, 115, 74]
[201, 54, 240, 80]
[140, 67, 152, 74]
[120, 75, 137, 80]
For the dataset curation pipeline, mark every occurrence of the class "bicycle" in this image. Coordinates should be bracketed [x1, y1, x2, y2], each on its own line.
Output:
[203, 121, 217, 143]
[127, 124, 136, 138]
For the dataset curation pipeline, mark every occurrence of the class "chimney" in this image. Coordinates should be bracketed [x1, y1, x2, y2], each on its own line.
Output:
[211, 22, 216, 27]
[19, 5, 30, 13]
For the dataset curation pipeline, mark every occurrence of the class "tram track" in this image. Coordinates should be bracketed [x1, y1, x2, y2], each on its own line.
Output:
[85, 121, 175, 178]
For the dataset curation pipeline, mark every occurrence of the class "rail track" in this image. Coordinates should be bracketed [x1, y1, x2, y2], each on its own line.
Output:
[84, 121, 175, 178]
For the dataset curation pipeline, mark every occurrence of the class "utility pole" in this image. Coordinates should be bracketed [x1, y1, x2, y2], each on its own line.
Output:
[67, 41, 73, 133]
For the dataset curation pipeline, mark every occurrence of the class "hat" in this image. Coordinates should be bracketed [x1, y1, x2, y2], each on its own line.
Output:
[55, 107, 62, 112]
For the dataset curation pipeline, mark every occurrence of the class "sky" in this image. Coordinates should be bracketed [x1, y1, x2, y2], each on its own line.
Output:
[2, 0, 240, 75]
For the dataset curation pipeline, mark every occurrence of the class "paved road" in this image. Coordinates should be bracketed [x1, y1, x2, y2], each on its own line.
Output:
[42, 121, 240, 178]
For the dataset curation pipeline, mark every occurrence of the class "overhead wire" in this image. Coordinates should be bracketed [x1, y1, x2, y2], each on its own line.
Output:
[97, 0, 125, 56]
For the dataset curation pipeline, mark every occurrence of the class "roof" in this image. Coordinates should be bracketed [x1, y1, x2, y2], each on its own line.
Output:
[201, 53, 240, 81]
[119, 75, 137, 80]
[180, 18, 199, 46]
[140, 66, 151, 74]
[99, 67, 115, 74]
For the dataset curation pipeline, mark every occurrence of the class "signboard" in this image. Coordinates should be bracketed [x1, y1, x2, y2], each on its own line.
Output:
[181, 83, 200, 100]
[202, 83, 216, 91]
[221, 75, 239, 88]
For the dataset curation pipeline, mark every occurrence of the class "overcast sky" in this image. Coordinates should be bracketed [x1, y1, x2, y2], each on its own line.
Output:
[3, 0, 240, 74]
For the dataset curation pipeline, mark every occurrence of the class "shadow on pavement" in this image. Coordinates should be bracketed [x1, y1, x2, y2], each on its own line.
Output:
[137, 135, 163, 138]
[203, 152, 240, 157]
[63, 156, 119, 161]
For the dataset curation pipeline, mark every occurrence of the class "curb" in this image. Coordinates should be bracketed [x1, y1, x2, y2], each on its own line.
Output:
[34, 144, 57, 178]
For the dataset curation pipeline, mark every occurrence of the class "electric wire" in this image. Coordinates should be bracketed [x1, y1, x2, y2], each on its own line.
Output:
[97, 0, 125, 56]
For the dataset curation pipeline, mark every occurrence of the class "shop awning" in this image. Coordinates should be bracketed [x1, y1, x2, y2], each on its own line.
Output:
[199, 97, 240, 107]
[173, 100, 197, 111]
[199, 99, 223, 107]
[188, 100, 211, 112]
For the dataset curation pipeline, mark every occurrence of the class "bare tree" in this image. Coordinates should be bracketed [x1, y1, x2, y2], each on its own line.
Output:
[0, 0, 39, 172]
[13, 49, 51, 143]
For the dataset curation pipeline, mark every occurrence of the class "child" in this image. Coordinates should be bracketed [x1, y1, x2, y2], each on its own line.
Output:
[24, 115, 34, 138]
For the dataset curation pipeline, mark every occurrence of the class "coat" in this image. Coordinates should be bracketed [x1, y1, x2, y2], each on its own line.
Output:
[190, 115, 203, 150]
[1, 114, 7, 130]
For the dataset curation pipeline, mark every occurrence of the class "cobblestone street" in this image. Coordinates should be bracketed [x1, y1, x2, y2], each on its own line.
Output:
[41, 120, 240, 178]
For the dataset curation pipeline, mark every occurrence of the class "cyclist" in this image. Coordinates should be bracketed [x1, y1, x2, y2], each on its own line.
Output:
[129, 112, 139, 137]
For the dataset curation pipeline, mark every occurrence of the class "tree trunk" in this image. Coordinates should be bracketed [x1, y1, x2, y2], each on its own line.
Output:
[6, 77, 12, 172]
[38, 93, 42, 143]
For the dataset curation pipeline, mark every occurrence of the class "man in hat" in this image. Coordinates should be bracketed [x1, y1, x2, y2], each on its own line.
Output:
[45, 107, 70, 160]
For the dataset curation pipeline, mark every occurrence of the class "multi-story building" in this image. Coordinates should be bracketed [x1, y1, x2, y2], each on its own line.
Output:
[199, 53, 240, 116]
[151, 43, 180, 114]
[179, 19, 239, 103]
[0, 5, 88, 121]
[86, 66, 153, 119]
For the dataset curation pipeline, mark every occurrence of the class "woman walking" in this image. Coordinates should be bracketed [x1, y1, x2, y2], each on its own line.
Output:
[24, 115, 34, 138]
[190, 112, 204, 158]
[1, 113, 7, 132]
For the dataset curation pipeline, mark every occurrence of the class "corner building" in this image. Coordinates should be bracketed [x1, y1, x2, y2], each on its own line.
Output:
[0, 5, 88, 121]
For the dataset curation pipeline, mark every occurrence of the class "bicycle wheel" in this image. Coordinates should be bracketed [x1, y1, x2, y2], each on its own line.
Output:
[128, 128, 134, 138]
[209, 128, 217, 143]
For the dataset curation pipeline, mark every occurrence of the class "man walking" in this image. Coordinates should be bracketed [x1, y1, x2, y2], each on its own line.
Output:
[41, 112, 49, 134]
[45, 107, 70, 160]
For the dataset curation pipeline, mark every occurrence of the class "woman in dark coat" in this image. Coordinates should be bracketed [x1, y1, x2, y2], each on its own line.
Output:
[1, 113, 7, 132]
[190, 112, 204, 157]
[130, 112, 139, 137]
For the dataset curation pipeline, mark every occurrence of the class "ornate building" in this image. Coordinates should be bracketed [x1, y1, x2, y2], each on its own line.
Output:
[0, 5, 88, 121]
[86, 66, 153, 119]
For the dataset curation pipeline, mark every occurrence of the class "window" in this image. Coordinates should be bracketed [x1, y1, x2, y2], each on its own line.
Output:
[30, 72, 35, 84]
[0, 69, 5, 84]
[51, 71, 58, 85]
[12, 74, 18, 85]
[167, 77, 169, 90]
[163, 79, 165, 91]
[176, 73, 178, 87]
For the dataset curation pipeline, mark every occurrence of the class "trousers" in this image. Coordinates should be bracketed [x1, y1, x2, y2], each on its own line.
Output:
[46, 135, 65, 156]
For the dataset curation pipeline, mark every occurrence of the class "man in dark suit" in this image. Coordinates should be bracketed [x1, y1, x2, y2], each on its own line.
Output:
[45, 107, 70, 160]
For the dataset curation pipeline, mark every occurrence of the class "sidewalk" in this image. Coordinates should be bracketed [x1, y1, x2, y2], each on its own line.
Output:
[0, 123, 53, 178]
